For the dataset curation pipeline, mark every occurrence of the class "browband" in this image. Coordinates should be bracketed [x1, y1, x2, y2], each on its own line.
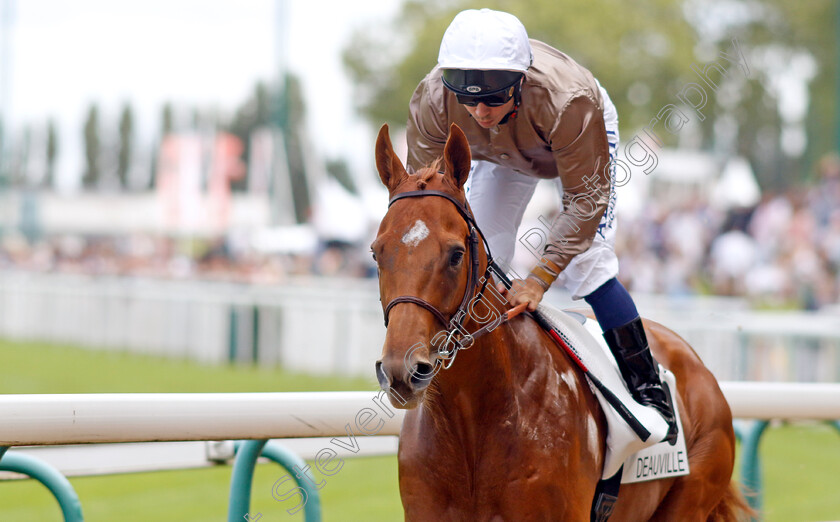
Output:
[388, 190, 480, 230]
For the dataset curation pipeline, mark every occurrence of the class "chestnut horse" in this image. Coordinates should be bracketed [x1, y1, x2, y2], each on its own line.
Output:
[373, 123, 749, 521]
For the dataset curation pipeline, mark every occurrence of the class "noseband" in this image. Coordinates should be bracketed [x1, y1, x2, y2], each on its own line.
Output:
[382, 189, 502, 367]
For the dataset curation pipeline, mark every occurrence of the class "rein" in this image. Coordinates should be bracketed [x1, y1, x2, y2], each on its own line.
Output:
[382, 189, 525, 368]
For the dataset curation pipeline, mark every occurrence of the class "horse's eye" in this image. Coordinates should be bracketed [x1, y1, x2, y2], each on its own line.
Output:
[449, 249, 464, 267]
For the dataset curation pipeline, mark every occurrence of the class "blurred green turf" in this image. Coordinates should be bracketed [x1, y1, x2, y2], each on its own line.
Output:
[746, 422, 840, 521]
[0, 339, 838, 521]
[0, 456, 402, 522]
[0, 338, 377, 394]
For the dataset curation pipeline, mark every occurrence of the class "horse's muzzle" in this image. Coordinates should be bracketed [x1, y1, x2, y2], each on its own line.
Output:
[375, 356, 436, 409]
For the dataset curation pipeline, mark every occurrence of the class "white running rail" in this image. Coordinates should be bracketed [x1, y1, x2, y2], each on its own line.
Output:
[0, 383, 838, 446]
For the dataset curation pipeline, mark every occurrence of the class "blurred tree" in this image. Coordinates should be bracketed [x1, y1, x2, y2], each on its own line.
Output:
[12, 126, 30, 187]
[162, 102, 174, 136]
[344, 0, 837, 191]
[225, 76, 314, 223]
[343, 0, 696, 136]
[82, 103, 101, 189]
[118, 103, 134, 190]
[148, 102, 175, 190]
[326, 157, 357, 194]
[683, 0, 837, 188]
[190, 107, 201, 130]
[45, 118, 57, 189]
[228, 81, 273, 192]
[0, 120, 5, 184]
[280, 74, 312, 223]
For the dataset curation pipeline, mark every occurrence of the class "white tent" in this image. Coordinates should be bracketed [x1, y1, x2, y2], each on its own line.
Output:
[711, 156, 761, 209]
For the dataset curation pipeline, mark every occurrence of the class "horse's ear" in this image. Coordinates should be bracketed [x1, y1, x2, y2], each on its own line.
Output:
[443, 123, 471, 189]
[375, 124, 407, 193]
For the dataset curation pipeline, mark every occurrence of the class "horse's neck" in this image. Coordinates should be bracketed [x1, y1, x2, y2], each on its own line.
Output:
[419, 316, 599, 493]
[429, 319, 542, 425]
[419, 324, 516, 469]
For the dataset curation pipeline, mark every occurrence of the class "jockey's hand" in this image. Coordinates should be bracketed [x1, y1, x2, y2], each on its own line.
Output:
[496, 277, 546, 312]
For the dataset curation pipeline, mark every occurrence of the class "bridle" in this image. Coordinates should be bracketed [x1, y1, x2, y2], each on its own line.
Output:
[381, 188, 523, 368]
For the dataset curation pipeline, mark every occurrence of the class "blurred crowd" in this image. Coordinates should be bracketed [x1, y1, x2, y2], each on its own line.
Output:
[617, 154, 840, 311]
[0, 233, 372, 285]
[1, 156, 839, 311]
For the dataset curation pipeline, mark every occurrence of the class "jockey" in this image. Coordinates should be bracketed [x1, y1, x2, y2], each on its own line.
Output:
[406, 8, 677, 441]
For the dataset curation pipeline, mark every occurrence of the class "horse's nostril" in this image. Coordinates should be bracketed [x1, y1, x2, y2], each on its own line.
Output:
[375, 360, 390, 388]
[409, 362, 436, 388]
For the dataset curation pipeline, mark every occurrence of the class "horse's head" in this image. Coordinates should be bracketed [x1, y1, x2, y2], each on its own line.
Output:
[372, 123, 477, 409]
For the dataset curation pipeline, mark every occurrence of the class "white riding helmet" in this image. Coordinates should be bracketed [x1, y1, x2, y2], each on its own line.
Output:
[438, 9, 532, 72]
[438, 9, 533, 99]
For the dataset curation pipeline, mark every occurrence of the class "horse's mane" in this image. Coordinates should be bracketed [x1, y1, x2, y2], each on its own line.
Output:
[410, 158, 442, 189]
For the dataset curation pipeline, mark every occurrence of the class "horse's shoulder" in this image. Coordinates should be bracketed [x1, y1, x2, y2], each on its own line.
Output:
[507, 314, 602, 412]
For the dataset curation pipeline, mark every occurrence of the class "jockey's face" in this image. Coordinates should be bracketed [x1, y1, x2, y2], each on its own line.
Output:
[463, 97, 516, 128]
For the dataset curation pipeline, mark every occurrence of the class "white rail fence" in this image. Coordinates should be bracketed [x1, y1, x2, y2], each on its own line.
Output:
[1, 384, 838, 447]
[1, 386, 837, 520]
[0, 272, 386, 375]
[0, 272, 838, 381]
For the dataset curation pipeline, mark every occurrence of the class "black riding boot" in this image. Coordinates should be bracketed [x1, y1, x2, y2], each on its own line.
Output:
[603, 317, 678, 445]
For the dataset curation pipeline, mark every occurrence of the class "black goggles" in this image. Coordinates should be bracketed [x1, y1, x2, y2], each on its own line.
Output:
[455, 86, 516, 107]
[442, 69, 523, 107]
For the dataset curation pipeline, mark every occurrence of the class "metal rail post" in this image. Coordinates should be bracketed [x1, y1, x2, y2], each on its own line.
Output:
[739, 420, 770, 518]
[0, 447, 84, 521]
[260, 442, 322, 521]
[228, 440, 321, 522]
[228, 439, 268, 521]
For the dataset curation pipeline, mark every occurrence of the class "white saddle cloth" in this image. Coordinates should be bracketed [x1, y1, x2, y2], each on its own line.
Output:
[536, 304, 690, 483]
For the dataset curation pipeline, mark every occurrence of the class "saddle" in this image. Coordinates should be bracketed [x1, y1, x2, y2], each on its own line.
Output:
[533, 304, 689, 521]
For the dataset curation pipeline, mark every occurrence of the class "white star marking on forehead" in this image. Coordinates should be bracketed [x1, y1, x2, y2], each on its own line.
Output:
[401, 220, 430, 247]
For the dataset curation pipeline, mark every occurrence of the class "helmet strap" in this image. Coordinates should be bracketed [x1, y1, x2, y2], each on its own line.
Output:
[498, 80, 523, 125]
